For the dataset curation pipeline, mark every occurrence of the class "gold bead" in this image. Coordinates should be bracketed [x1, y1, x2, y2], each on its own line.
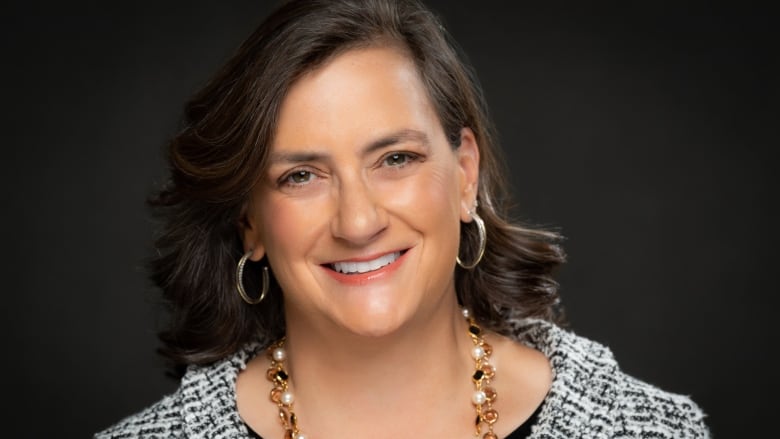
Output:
[484, 386, 497, 402]
[482, 342, 493, 356]
[483, 432, 499, 439]
[482, 409, 499, 424]
[267, 367, 279, 382]
[481, 363, 495, 379]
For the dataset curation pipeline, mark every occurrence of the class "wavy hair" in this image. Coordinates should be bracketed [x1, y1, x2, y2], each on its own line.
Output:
[150, 0, 566, 367]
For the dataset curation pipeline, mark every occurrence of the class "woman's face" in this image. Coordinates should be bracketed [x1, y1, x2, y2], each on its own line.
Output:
[243, 46, 479, 337]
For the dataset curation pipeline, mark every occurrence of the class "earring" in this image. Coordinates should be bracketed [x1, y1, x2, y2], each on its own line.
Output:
[236, 250, 270, 305]
[456, 202, 486, 269]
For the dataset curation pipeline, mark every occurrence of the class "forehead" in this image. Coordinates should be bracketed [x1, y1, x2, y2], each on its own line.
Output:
[271, 46, 441, 153]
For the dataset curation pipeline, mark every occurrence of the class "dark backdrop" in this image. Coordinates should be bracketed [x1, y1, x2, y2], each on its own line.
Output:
[4, 1, 775, 436]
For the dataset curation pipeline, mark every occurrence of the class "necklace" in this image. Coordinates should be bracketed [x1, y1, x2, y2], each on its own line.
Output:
[264, 308, 500, 439]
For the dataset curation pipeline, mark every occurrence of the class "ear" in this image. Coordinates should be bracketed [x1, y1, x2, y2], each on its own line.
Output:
[238, 200, 266, 262]
[456, 127, 480, 223]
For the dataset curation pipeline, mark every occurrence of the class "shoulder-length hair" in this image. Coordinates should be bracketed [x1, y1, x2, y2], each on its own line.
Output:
[150, 0, 565, 367]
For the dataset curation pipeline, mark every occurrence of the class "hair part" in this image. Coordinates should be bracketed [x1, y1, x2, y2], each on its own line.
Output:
[149, 0, 565, 368]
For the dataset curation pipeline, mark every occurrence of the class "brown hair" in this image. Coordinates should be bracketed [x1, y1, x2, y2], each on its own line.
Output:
[150, 0, 565, 367]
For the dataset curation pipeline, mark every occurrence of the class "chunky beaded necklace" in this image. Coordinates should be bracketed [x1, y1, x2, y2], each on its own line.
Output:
[264, 308, 499, 439]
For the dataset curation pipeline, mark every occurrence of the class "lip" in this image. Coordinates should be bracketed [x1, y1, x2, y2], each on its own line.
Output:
[321, 249, 410, 286]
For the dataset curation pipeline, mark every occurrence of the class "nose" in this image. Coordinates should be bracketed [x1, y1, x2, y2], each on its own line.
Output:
[330, 175, 388, 245]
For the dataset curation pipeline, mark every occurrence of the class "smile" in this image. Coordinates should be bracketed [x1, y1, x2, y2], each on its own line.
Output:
[330, 251, 402, 275]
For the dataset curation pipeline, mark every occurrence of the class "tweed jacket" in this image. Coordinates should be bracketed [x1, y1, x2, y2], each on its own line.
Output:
[96, 319, 709, 438]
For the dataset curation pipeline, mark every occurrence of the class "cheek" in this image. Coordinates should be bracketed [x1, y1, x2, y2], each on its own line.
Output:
[259, 195, 325, 260]
[379, 163, 461, 223]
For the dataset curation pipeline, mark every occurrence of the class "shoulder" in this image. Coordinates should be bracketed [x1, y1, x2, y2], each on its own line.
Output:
[507, 318, 710, 438]
[95, 342, 263, 438]
[95, 392, 183, 439]
[614, 373, 709, 438]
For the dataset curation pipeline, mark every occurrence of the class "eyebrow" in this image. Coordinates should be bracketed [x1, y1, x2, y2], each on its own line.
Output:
[269, 129, 430, 164]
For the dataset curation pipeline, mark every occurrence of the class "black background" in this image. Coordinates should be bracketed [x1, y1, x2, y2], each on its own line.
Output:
[3, 1, 776, 437]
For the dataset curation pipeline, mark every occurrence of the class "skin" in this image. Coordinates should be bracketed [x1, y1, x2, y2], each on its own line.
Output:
[237, 46, 551, 438]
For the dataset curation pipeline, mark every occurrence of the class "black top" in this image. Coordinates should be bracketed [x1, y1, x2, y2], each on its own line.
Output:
[246, 401, 543, 438]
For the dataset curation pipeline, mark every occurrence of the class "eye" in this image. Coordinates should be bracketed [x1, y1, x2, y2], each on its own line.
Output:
[383, 152, 417, 167]
[282, 170, 315, 186]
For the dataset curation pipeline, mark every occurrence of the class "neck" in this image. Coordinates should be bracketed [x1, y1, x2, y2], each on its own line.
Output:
[280, 299, 475, 436]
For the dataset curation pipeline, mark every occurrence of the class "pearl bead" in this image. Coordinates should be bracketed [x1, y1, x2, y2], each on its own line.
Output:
[273, 347, 286, 362]
[472, 390, 487, 405]
[462, 308, 471, 318]
[471, 346, 485, 360]
[281, 391, 294, 406]
[294, 433, 306, 439]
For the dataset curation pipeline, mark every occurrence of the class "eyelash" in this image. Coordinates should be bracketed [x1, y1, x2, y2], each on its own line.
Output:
[277, 151, 422, 188]
[279, 169, 317, 188]
[380, 151, 420, 168]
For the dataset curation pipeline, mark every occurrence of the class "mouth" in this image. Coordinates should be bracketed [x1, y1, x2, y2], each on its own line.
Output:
[326, 250, 407, 275]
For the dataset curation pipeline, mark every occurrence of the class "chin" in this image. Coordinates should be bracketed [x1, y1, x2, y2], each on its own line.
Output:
[333, 306, 409, 338]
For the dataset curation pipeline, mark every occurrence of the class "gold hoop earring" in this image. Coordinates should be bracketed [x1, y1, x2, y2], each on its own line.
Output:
[456, 205, 486, 270]
[236, 250, 269, 305]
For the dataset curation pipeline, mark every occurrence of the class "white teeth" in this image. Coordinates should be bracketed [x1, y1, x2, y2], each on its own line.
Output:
[332, 251, 401, 274]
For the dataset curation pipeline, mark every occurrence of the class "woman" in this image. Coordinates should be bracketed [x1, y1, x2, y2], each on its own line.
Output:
[97, 0, 709, 438]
